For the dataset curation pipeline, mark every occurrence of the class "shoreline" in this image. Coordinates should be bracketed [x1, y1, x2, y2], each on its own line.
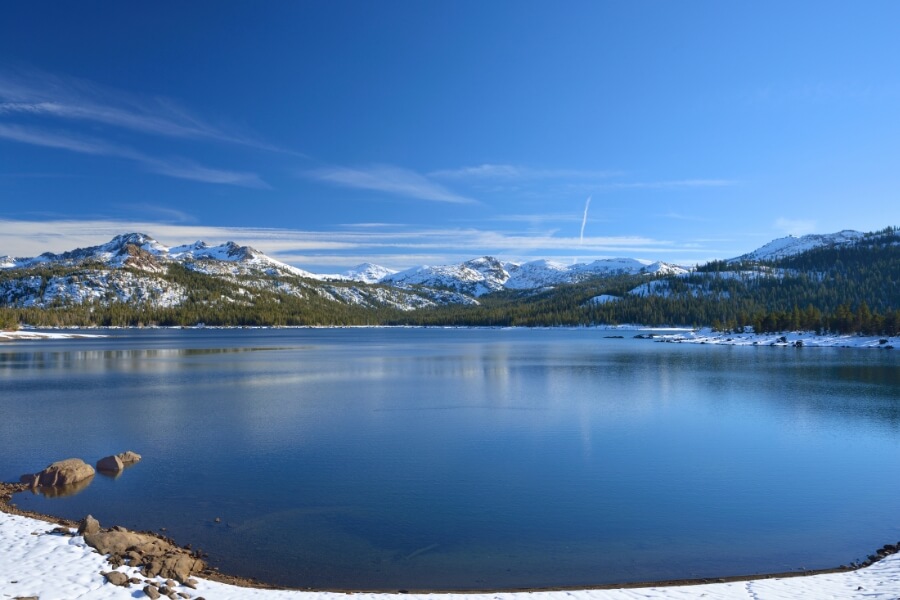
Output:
[3, 324, 896, 351]
[648, 327, 897, 349]
[3, 329, 898, 597]
[3, 484, 900, 598]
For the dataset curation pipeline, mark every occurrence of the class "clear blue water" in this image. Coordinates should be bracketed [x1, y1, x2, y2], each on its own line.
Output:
[1, 328, 898, 590]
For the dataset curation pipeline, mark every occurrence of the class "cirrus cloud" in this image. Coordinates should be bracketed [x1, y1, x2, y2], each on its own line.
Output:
[304, 164, 477, 204]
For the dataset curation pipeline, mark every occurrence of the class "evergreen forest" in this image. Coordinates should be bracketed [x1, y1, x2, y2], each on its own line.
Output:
[2, 227, 898, 336]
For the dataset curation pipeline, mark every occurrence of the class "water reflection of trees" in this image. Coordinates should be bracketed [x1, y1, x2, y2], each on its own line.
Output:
[0, 346, 293, 373]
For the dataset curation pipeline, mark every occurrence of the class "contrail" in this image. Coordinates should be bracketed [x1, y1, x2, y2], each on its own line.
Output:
[579, 195, 592, 243]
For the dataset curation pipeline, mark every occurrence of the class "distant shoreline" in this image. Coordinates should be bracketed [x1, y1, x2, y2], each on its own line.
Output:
[645, 328, 897, 349]
[1, 325, 896, 351]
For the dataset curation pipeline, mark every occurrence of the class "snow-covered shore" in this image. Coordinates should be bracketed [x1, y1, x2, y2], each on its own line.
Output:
[3, 325, 897, 354]
[2, 511, 899, 600]
[650, 328, 897, 349]
[0, 329, 107, 341]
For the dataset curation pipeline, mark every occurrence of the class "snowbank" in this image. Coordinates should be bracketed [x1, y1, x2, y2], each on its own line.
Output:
[2, 511, 899, 599]
[0, 330, 107, 341]
[651, 329, 897, 349]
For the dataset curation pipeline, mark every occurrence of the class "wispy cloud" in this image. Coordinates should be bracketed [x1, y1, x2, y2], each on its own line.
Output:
[0, 68, 282, 151]
[0, 122, 125, 156]
[429, 163, 621, 181]
[430, 164, 736, 194]
[657, 211, 711, 222]
[305, 165, 477, 204]
[141, 157, 270, 189]
[116, 204, 197, 223]
[0, 67, 278, 187]
[490, 212, 588, 224]
[0, 123, 269, 188]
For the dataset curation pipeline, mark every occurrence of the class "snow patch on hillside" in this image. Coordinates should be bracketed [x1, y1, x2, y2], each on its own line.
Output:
[0, 271, 187, 308]
[587, 294, 621, 304]
[731, 230, 865, 262]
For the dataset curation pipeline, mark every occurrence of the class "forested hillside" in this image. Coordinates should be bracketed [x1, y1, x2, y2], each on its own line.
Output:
[1, 227, 898, 334]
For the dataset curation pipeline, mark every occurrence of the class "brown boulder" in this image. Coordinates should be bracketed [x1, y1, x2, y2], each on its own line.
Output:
[78, 514, 101, 535]
[20, 458, 95, 487]
[84, 530, 170, 556]
[144, 584, 161, 599]
[103, 570, 130, 586]
[118, 450, 143, 465]
[97, 455, 125, 472]
[84, 529, 205, 584]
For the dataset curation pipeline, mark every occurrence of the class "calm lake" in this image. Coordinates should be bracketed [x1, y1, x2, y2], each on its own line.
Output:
[1, 328, 899, 590]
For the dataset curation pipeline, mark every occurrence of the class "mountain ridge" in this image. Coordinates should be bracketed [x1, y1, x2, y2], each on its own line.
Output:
[2, 227, 897, 331]
[3, 227, 877, 285]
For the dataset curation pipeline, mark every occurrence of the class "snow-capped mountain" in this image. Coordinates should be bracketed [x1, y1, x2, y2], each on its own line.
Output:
[729, 230, 865, 263]
[508, 258, 686, 290]
[383, 256, 511, 297]
[0, 233, 466, 311]
[341, 263, 398, 284]
[383, 256, 689, 297]
[0, 233, 316, 278]
[4, 227, 881, 314]
[629, 228, 898, 302]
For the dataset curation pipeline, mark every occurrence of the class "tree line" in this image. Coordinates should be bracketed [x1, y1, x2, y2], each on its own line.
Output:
[2, 227, 898, 335]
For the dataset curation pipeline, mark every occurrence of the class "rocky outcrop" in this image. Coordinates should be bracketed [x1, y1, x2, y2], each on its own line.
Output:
[19, 458, 95, 488]
[77, 514, 101, 535]
[82, 518, 205, 584]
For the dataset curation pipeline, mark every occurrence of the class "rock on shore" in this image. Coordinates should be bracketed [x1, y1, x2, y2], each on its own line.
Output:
[81, 516, 205, 583]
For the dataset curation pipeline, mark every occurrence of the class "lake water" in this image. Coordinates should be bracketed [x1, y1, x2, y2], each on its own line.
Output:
[1, 328, 898, 590]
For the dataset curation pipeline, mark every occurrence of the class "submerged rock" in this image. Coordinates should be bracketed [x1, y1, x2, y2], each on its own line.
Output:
[20, 458, 95, 488]
[97, 455, 125, 473]
[97, 450, 141, 472]
[118, 450, 143, 465]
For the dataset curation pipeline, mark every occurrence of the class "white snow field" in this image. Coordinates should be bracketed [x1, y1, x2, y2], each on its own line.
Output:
[651, 328, 898, 349]
[2, 511, 899, 600]
[0, 330, 107, 341]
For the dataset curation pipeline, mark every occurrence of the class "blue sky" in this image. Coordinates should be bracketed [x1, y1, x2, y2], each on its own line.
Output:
[1, 2, 899, 272]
